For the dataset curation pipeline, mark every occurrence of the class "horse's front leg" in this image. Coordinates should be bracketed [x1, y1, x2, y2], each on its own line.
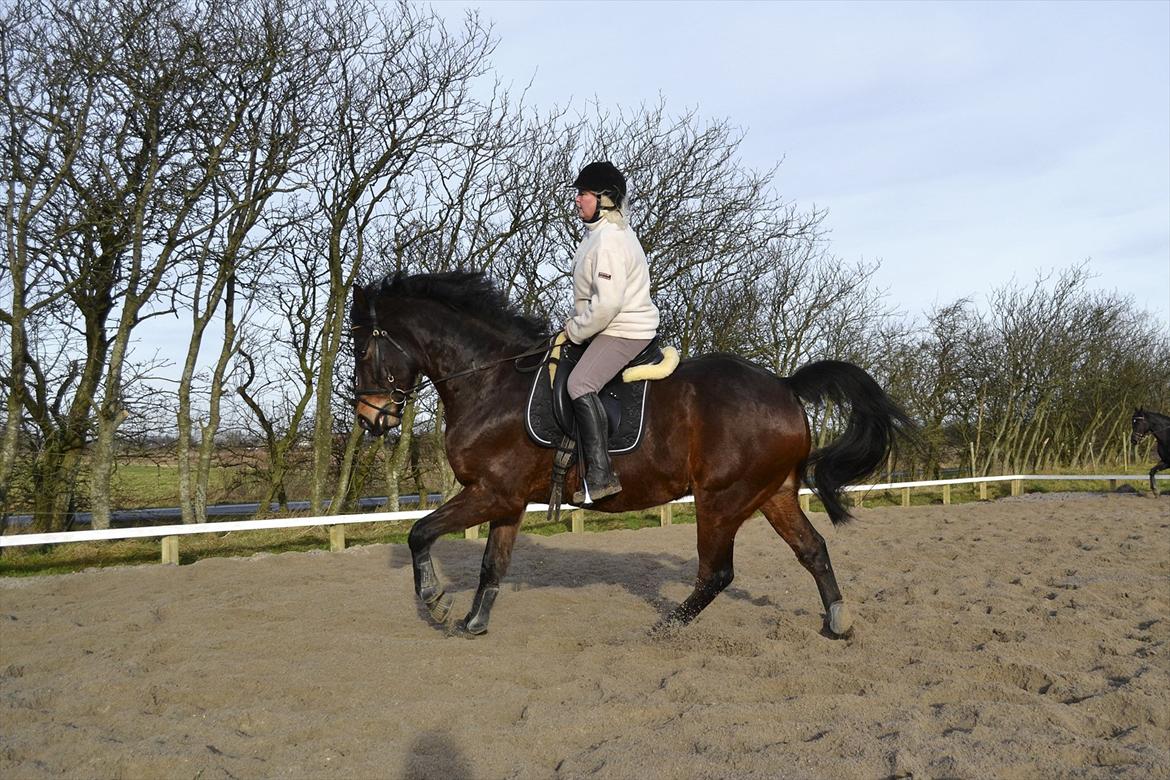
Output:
[407, 489, 482, 625]
[407, 487, 517, 627]
[410, 541, 454, 626]
[454, 514, 523, 637]
[1151, 460, 1168, 495]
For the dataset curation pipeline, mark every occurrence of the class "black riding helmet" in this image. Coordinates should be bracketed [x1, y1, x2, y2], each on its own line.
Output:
[572, 161, 626, 210]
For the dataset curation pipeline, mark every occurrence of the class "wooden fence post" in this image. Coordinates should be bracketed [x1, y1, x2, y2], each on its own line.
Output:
[942, 484, 951, 505]
[901, 487, 910, 507]
[800, 493, 810, 512]
[1011, 479, 1022, 497]
[571, 510, 585, 534]
[1108, 478, 1117, 491]
[659, 504, 672, 527]
[464, 524, 479, 540]
[161, 536, 179, 565]
[979, 481, 988, 501]
[329, 525, 346, 551]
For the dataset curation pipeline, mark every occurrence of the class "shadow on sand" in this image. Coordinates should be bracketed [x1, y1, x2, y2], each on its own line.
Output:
[383, 528, 786, 626]
[401, 730, 474, 780]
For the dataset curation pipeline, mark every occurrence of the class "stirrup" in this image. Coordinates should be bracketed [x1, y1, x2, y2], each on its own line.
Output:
[572, 476, 622, 505]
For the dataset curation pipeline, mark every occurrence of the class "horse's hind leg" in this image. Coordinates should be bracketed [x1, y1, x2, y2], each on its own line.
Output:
[759, 487, 853, 639]
[657, 523, 737, 630]
[656, 494, 753, 631]
[454, 513, 522, 637]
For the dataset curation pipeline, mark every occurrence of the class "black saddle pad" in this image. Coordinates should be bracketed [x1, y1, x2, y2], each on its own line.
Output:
[525, 355, 650, 454]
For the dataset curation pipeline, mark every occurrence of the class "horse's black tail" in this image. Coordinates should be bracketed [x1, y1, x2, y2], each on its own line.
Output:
[787, 360, 915, 526]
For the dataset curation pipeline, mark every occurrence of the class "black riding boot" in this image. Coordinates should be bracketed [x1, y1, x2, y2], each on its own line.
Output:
[572, 392, 622, 504]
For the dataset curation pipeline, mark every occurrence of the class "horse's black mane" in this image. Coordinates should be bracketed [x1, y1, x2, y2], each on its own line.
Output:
[373, 271, 550, 344]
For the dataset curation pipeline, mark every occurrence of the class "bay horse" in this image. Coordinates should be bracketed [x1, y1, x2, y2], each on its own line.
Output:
[351, 271, 912, 638]
[1131, 409, 1170, 495]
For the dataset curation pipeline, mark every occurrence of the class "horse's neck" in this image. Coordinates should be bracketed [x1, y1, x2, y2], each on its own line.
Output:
[407, 309, 528, 412]
[1147, 412, 1170, 434]
[411, 317, 510, 375]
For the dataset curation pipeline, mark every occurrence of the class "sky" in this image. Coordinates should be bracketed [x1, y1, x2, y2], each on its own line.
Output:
[433, 0, 1170, 327]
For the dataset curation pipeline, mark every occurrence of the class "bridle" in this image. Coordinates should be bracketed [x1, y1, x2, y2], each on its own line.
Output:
[352, 322, 552, 421]
[1133, 413, 1147, 440]
[353, 325, 417, 419]
[1131, 412, 1169, 443]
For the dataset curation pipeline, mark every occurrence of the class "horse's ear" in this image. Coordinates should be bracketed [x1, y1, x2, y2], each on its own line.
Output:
[352, 283, 366, 310]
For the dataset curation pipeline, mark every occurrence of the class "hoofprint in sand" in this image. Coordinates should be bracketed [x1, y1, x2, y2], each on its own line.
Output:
[2, 495, 1167, 778]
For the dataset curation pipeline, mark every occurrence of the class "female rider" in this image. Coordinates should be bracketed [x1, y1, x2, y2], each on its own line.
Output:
[563, 161, 660, 504]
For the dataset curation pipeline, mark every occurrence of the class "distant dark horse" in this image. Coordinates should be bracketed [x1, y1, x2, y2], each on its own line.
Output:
[1131, 409, 1170, 495]
[351, 272, 911, 638]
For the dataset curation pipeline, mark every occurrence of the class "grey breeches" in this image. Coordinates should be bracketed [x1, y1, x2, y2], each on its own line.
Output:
[567, 334, 654, 400]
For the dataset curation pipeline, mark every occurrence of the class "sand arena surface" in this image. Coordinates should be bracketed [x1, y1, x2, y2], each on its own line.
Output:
[1, 494, 1168, 779]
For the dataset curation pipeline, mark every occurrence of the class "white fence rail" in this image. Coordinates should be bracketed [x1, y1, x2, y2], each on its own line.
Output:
[2, 473, 1164, 564]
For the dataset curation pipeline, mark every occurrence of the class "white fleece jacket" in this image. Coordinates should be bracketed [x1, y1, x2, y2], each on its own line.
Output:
[565, 219, 660, 343]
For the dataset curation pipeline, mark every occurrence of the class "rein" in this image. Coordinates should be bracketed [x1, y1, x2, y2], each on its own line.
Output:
[353, 325, 552, 414]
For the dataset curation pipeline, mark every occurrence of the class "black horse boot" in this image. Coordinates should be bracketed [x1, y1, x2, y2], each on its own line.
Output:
[571, 392, 622, 504]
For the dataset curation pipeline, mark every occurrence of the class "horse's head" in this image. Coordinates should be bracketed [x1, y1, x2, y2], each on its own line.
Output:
[1131, 408, 1150, 445]
[351, 283, 419, 436]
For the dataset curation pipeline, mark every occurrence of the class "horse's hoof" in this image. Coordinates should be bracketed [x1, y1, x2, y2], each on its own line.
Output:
[448, 619, 487, 638]
[822, 601, 854, 640]
[425, 592, 453, 624]
[821, 623, 855, 640]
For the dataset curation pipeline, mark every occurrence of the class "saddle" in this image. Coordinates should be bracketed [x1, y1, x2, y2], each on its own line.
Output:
[525, 334, 679, 452]
[526, 333, 679, 521]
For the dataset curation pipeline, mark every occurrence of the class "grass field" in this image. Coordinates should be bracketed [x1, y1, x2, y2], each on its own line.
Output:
[110, 461, 285, 509]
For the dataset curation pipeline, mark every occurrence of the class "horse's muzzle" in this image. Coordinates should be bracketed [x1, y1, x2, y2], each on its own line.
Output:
[355, 396, 401, 436]
[357, 412, 401, 437]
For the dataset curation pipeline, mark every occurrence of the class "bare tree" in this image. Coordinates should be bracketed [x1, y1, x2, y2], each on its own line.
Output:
[1, 0, 150, 530]
[881, 264, 1170, 478]
[0, 0, 100, 520]
[14, 0, 287, 528]
[295, 0, 495, 513]
[232, 215, 328, 514]
[884, 300, 984, 477]
[171, 0, 323, 523]
[7, 0, 1169, 534]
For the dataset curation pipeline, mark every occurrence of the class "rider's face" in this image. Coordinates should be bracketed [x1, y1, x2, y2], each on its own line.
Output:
[575, 190, 598, 221]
